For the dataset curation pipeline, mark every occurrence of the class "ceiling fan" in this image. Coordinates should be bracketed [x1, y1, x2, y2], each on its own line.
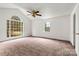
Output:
[27, 10, 42, 17]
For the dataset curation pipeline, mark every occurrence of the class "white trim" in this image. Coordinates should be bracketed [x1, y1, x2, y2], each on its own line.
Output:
[70, 3, 79, 46]
[71, 3, 79, 15]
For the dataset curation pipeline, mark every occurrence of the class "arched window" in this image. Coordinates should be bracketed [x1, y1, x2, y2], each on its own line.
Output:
[7, 16, 23, 37]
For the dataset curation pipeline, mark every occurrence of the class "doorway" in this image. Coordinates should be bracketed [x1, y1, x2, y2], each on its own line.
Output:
[73, 13, 76, 48]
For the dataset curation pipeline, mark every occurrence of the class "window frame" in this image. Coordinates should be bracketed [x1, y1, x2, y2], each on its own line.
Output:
[7, 19, 23, 38]
[45, 22, 50, 32]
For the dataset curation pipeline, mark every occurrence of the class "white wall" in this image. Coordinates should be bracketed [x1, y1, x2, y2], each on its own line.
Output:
[75, 4, 79, 56]
[70, 4, 79, 46]
[0, 8, 32, 41]
[70, 3, 79, 56]
[32, 15, 71, 41]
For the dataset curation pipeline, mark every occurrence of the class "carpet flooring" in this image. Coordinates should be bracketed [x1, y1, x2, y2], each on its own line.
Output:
[0, 37, 77, 56]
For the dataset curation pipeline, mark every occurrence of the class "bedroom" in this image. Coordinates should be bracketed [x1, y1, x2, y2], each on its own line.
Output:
[0, 3, 79, 56]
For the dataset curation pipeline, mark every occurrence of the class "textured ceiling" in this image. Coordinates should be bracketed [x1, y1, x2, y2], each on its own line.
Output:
[0, 3, 76, 19]
[15, 3, 76, 19]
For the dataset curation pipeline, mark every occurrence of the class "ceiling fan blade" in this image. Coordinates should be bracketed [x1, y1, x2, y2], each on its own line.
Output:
[27, 11, 31, 13]
[35, 11, 39, 13]
[36, 14, 42, 16]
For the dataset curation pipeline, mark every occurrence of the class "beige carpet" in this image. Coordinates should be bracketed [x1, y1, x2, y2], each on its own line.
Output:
[0, 37, 77, 56]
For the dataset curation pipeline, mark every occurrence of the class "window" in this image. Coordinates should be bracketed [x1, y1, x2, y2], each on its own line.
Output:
[7, 16, 23, 37]
[45, 22, 50, 32]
